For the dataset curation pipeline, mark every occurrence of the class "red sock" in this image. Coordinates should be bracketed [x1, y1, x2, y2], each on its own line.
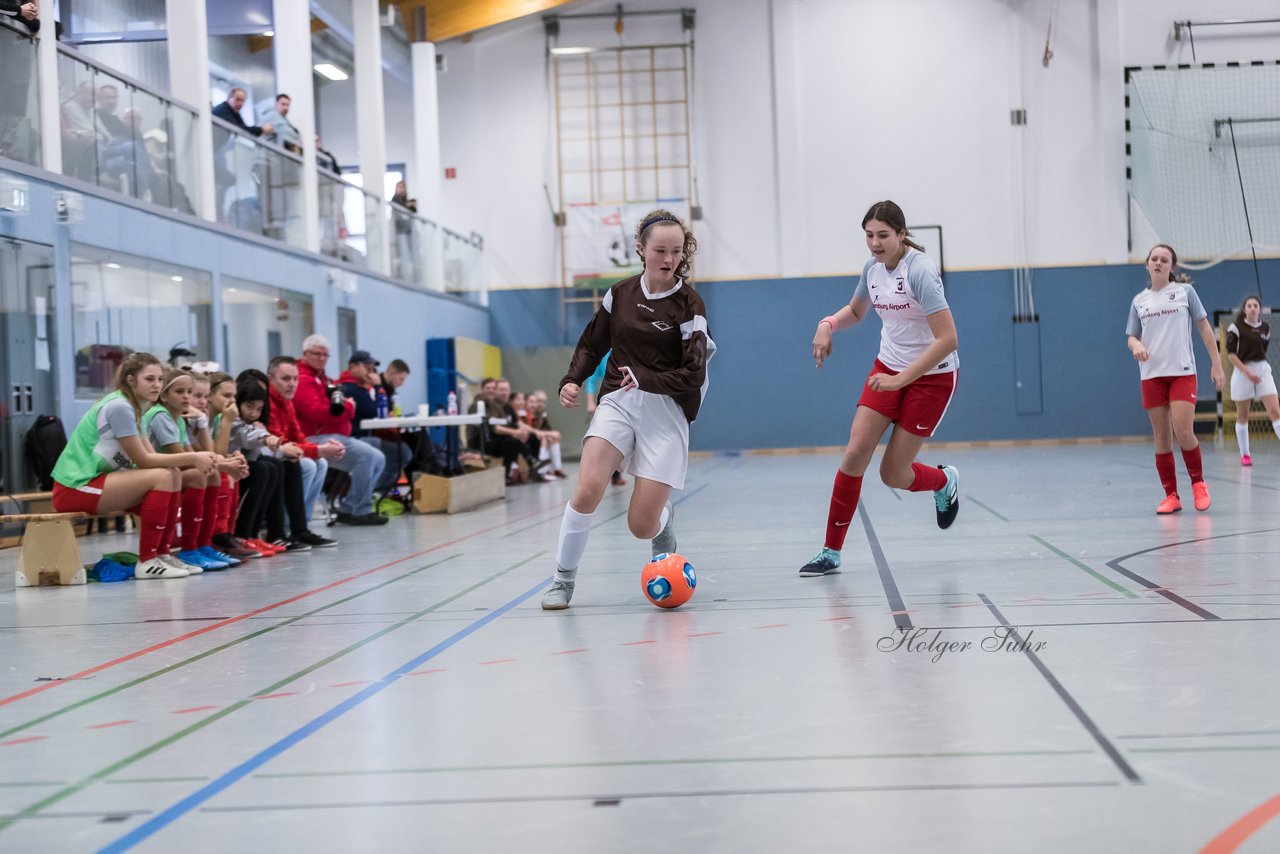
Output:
[824, 470, 863, 551]
[1181, 445, 1203, 484]
[907, 462, 948, 492]
[199, 485, 220, 547]
[157, 489, 181, 555]
[1155, 452, 1178, 496]
[180, 487, 206, 551]
[214, 476, 233, 534]
[137, 491, 173, 562]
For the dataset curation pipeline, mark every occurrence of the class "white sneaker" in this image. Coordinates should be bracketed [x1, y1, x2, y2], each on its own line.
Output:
[135, 557, 189, 579]
[158, 553, 202, 575]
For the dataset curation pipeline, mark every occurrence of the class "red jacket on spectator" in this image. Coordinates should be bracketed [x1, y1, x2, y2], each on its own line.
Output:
[267, 385, 320, 459]
[295, 359, 354, 437]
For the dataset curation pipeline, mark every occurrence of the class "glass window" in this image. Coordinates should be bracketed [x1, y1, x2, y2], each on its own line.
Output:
[221, 277, 314, 376]
[70, 246, 212, 397]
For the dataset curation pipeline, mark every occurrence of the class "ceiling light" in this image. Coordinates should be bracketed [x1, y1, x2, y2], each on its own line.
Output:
[314, 63, 349, 81]
[550, 46, 594, 55]
[227, 287, 238, 293]
[171, 275, 183, 282]
[105, 262, 121, 269]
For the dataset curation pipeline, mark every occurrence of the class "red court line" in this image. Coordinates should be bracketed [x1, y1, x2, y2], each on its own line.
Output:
[0, 736, 47, 747]
[554, 649, 589, 655]
[753, 624, 788, 629]
[408, 668, 446, 676]
[87, 720, 134, 730]
[686, 631, 722, 638]
[480, 659, 517, 666]
[0, 508, 550, 710]
[621, 639, 656, 646]
[254, 692, 296, 701]
[1199, 793, 1280, 854]
[330, 681, 373, 688]
[172, 706, 219, 715]
[821, 616, 854, 622]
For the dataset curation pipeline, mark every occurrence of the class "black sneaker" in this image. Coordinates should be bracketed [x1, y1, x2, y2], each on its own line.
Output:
[335, 512, 390, 526]
[295, 531, 338, 548]
[799, 548, 842, 577]
[272, 538, 312, 552]
[934, 465, 959, 530]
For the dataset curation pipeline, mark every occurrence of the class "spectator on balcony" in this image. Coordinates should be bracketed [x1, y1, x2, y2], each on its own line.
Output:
[259, 93, 302, 154]
[391, 180, 418, 279]
[316, 134, 340, 174]
[60, 82, 108, 181]
[212, 88, 273, 148]
[212, 88, 272, 223]
[0, 1, 40, 34]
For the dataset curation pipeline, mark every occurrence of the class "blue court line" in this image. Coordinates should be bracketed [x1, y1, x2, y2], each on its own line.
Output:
[97, 576, 552, 854]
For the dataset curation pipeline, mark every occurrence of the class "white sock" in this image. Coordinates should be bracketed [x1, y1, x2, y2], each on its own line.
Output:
[550, 443, 563, 471]
[539, 445, 550, 461]
[651, 504, 670, 540]
[1273, 419, 1280, 440]
[1236, 421, 1251, 457]
[555, 502, 594, 579]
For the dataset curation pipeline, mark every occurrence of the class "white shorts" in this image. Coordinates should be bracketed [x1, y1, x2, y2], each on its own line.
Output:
[1230, 360, 1278, 401]
[584, 389, 689, 489]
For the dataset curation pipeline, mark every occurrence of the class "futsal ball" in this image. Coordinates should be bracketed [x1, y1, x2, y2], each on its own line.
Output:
[642, 553, 696, 609]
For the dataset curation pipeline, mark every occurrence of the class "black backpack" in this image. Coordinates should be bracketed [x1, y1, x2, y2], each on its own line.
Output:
[24, 415, 67, 490]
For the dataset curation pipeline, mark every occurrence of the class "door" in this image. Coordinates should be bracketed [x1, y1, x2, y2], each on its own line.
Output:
[0, 238, 57, 492]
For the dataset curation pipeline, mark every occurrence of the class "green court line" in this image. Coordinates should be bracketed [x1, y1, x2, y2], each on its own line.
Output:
[0, 554, 461, 741]
[0, 782, 66, 788]
[1030, 535, 1138, 597]
[0, 553, 541, 833]
[1128, 745, 1280, 754]
[254, 749, 1098, 778]
[102, 777, 210, 785]
[968, 496, 1010, 522]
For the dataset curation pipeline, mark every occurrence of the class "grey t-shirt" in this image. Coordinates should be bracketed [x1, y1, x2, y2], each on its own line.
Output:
[147, 409, 184, 449]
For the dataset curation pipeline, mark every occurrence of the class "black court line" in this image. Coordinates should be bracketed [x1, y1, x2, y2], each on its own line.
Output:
[1106, 528, 1280, 621]
[1106, 457, 1280, 491]
[196, 780, 1118, 812]
[858, 503, 912, 631]
[916, 615, 1280, 631]
[979, 594, 1142, 784]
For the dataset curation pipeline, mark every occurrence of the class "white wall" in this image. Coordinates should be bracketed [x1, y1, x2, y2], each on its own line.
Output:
[433, 0, 1280, 285]
[316, 70, 418, 190]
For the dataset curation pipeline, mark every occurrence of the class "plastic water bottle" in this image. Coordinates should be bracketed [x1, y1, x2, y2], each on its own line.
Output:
[446, 391, 458, 415]
[376, 387, 388, 419]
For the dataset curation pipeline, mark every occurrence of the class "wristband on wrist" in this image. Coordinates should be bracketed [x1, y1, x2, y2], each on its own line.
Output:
[820, 315, 839, 330]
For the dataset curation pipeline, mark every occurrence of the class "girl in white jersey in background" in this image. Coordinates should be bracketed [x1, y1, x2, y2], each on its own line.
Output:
[542, 210, 715, 610]
[800, 200, 960, 577]
[1126, 244, 1224, 514]
[1225, 295, 1280, 467]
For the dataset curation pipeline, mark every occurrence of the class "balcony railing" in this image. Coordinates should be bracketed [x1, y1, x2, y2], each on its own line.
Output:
[56, 45, 201, 215]
[212, 115, 306, 248]
[0, 17, 41, 168]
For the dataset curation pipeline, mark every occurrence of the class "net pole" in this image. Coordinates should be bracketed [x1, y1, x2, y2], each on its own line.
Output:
[1226, 118, 1265, 301]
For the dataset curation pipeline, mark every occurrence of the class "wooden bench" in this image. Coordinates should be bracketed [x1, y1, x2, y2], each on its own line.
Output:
[1, 491, 131, 549]
[0, 513, 88, 586]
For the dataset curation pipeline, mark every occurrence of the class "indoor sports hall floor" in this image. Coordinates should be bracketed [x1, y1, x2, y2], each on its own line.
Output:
[1, 442, 1278, 853]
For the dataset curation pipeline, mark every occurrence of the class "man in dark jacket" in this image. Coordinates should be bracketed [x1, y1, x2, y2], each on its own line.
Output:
[339, 350, 411, 496]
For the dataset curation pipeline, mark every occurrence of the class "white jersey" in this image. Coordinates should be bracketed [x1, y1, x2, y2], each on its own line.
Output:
[1126, 282, 1207, 380]
[853, 248, 957, 375]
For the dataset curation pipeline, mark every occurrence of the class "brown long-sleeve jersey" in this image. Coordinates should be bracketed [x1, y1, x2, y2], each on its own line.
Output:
[560, 275, 716, 423]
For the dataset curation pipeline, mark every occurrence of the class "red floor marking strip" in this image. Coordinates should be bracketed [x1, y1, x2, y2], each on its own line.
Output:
[686, 631, 722, 638]
[820, 616, 854, 622]
[554, 649, 589, 655]
[0, 508, 550, 711]
[407, 668, 446, 676]
[172, 706, 219, 715]
[329, 681, 373, 688]
[1204, 582, 1238, 587]
[480, 659, 516, 666]
[0, 736, 47, 747]
[889, 610, 914, 615]
[254, 692, 296, 701]
[621, 640, 657, 645]
[753, 624, 788, 629]
[1199, 792, 1280, 854]
[87, 720, 134, 730]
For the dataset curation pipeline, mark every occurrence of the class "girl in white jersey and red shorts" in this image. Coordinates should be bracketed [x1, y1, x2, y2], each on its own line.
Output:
[1126, 244, 1224, 514]
[800, 200, 960, 577]
[542, 210, 715, 610]
[1225, 294, 1280, 466]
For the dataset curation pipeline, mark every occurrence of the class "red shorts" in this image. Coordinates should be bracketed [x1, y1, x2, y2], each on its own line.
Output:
[51, 474, 108, 515]
[1141, 374, 1196, 409]
[858, 359, 959, 437]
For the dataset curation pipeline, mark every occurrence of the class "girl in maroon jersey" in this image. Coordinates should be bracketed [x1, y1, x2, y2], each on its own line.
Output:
[542, 210, 715, 610]
[1226, 295, 1280, 466]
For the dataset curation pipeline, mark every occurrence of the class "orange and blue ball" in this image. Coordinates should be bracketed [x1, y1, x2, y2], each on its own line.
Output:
[642, 553, 696, 609]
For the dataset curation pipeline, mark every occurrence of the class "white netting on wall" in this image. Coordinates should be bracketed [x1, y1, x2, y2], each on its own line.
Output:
[1128, 64, 1280, 267]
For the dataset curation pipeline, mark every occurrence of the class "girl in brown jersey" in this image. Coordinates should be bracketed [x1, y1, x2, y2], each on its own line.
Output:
[542, 210, 716, 610]
[1226, 295, 1280, 466]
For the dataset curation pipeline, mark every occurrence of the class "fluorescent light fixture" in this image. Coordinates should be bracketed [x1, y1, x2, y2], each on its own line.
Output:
[314, 63, 349, 81]
[263, 30, 274, 37]
[550, 46, 595, 55]
[105, 262, 121, 269]
[227, 288, 238, 293]
[171, 275, 184, 282]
